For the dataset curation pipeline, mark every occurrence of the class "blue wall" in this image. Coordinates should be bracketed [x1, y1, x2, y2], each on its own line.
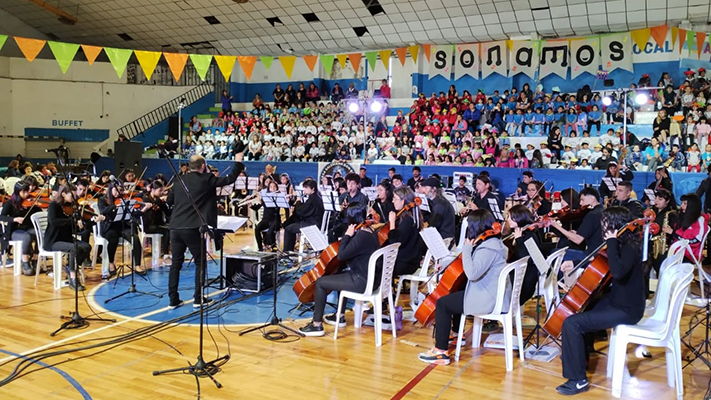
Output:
[139, 92, 216, 147]
[24, 128, 109, 142]
[230, 78, 367, 103]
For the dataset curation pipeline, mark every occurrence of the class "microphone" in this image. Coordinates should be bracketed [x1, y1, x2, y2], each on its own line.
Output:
[45, 146, 64, 153]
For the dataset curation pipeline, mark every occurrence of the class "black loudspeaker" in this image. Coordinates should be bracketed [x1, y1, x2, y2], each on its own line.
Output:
[226, 254, 276, 291]
[604, 79, 615, 87]
[114, 141, 143, 174]
[168, 116, 182, 140]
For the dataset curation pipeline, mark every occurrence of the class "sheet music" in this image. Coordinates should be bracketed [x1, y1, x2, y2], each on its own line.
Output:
[216, 216, 248, 232]
[217, 182, 234, 196]
[300, 225, 329, 251]
[274, 193, 291, 209]
[322, 190, 341, 212]
[524, 238, 551, 275]
[278, 184, 288, 194]
[262, 192, 278, 208]
[417, 193, 430, 212]
[420, 227, 450, 260]
[488, 198, 504, 222]
[362, 187, 378, 201]
[113, 200, 136, 222]
[235, 176, 248, 190]
[247, 177, 259, 190]
[601, 177, 621, 192]
[319, 185, 332, 193]
[644, 189, 656, 205]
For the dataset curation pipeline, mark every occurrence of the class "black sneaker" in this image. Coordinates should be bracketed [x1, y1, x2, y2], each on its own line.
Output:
[299, 322, 324, 337]
[21, 262, 33, 276]
[68, 279, 85, 291]
[482, 320, 500, 333]
[555, 379, 590, 396]
[193, 298, 214, 308]
[168, 299, 183, 310]
[323, 314, 346, 328]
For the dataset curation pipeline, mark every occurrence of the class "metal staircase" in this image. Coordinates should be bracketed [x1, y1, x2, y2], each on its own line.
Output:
[116, 81, 214, 140]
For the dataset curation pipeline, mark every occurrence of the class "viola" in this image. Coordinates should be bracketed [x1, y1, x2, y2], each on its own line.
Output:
[542, 210, 658, 338]
[546, 205, 593, 225]
[374, 197, 422, 244]
[415, 222, 502, 327]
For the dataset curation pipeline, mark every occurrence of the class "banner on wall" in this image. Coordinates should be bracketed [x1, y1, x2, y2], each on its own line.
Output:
[539, 41, 569, 79]
[601, 32, 633, 73]
[317, 161, 362, 183]
[480, 41, 508, 79]
[570, 37, 600, 79]
[509, 40, 540, 78]
[429, 45, 453, 80]
[454, 43, 479, 80]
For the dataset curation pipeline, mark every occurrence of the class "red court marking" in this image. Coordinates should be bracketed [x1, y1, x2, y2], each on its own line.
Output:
[390, 363, 437, 400]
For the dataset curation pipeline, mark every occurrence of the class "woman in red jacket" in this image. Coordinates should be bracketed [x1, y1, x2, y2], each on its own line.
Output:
[664, 193, 709, 262]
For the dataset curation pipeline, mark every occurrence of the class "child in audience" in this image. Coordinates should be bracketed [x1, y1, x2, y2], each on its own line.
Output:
[523, 108, 535, 135]
[576, 108, 588, 136]
[533, 107, 545, 136]
[544, 108, 555, 134]
[505, 109, 517, 136]
[590, 144, 603, 165]
[588, 105, 602, 135]
[669, 144, 686, 170]
[561, 145, 576, 163]
[702, 144, 711, 168]
[687, 143, 702, 172]
[695, 116, 711, 146]
[578, 158, 592, 170]
[513, 109, 525, 137]
[628, 144, 644, 170]
[565, 108, 577, 136]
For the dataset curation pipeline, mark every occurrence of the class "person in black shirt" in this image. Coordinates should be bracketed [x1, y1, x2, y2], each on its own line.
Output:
[329, 173, 367, 242]
[254, 180, 280, 251]
[598, 161, 633, 201]
[283, 179, 324, 252]
[391, 174, 404, 189]
[556, 207, 646, 395]
[452, 176, 472, 202]
[330, 83, 344, 103]
[643, 166, 673, 206]
[358, 166, 373, 188]
[370, 180, 394, 223]
[610, 181, 643, 218]
[460, 175, 504, 222]
[550, 187, 604, 263]
[525, 180, 551, 216]
[406, 166, 424, 191]
[422, 177, 455, 241]
[139, 180, 172, 261]
[507, 205, 545, 305]
[515, 170, 534, 198]
[97, 182, 144, 280]
[1, 182, 38, 275]
[387, 186, 424, 277]
[299, 204, 380, 336]
[44, 185, 92, 291]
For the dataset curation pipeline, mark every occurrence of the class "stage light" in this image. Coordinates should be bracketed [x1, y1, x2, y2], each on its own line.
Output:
[348, 102, 360, 113]
[635, 93, 648, 105]
[369, 100, 383, 113]
[602, 96, 612, 106]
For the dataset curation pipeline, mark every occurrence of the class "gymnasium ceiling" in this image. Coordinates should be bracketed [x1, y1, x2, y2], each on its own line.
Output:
[1, 0, 710, 56]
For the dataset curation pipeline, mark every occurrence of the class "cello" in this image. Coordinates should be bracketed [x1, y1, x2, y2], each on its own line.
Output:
[542, 210, 659, 338]
[415, 222, 502, 327]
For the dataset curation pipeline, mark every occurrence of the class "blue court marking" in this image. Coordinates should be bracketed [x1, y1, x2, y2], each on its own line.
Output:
[93, 257, 333, 325]
[0, 349, 92, 399]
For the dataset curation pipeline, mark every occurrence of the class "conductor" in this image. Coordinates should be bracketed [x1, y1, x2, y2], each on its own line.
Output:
[167, 155, 245, 309]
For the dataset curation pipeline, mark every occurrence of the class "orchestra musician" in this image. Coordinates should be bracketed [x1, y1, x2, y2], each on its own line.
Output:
[556, 207, 646, 396]
[452, 176, 472, 202]
[254, 179, 280, 252]
[140, 180, 172, 262]
[525, 180, 552, 216]
[97, 181, 144, 280]
[663, 193, 710, 264]
[515, 171, 534, 198]
[460, 175, 504, 222]
[506, 205, 545, 305]
[609, 181, 644, 218]
[329, 173, 367, 243]
[122, 169, 138, 187]
[598, 161, 634, 202]
[370, 179, 394, 222]
[694, 164, 711, 263]
[417, 209, 508, 365]
[74, 179, 104, 254]
[421, 177, 455, 242]
[649, 188, 677, 294]
[299, 203, 380, 336]
[642, 166, 673, 206]
[282, 179, 324, 252]
[387, 186, 424, 277]
[1, 182, 39, 276]
[550, 187, 604, 263]
[44, 185, 92, 291]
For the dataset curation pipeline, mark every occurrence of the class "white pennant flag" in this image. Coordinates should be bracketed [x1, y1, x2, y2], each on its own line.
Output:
[509, 40, 540, 79]
[570, 37, 600, 79]
[539, 41, 569, 79]
[429, 45, 454, 80]
[601, 32, 633, 73]
[480, 41, 507, 79]
[454, 43, 479, 80]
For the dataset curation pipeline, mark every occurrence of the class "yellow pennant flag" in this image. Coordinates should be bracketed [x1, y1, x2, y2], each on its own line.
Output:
[214, 55, 237, 81]
[630, 28, 651, 51]
[336, 54, 348, 69]
[379, 50, 392, 69]
[163, 53, 189, 82]
[14, 37, 46, 62]
[280, 56, 297, 79]
[408, 45, 420, 64]
[134, 50, 162, 80]
[671, 27, 679, 50]
[81, 44, 102, 65]
[237, 56, 257, 81]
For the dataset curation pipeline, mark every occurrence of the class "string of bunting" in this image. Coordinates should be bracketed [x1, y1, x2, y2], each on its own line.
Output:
[0, 24, 708, 83]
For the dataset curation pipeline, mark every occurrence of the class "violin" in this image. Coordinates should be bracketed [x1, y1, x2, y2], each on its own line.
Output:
[415, 222, 502, 327]
[545, 205, 594, 225]
[374, 197, 422, 244]
[21, 197, 51, 209]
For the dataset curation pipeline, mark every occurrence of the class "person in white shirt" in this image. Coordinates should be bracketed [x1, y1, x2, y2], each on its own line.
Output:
[590, 144, 604, 165]
[599, 129, 620, 149]
[308, 142, 320, 160]
[561, 145, 576, 163]
[539, 142, 553, 167]
[577, 142, 592, 162]
[305, 122, 317, 136]
[293, 141, 305, 161]
[525, 143, 535, 160]
[281, 144, 292, 162]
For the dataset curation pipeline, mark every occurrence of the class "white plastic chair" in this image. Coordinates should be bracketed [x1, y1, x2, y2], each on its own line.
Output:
[333, 243, 400, 347]
[454, 257, 530, 371]
[138, 217, 162, 267]
[455, 217, 468, 253]
[678, 229, 711, 306]
[541, 247, 567, 314]
[92, 224, 134, 275]
[30, 212, 68, 290]
[606, 263, 694, 399]
[3, 177, 20, 195]
[0, 219, 23, 275]
[395, 249, 438, 313]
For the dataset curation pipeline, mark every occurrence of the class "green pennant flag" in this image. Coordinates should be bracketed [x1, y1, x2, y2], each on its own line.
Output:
[190, 54, 213, 81]
[104, 47, 133, 78]
[320, 54, 335, 74]
[260, 56, 274, 70]
[687, 30, 695, 55]
[48, 41, 80, 74]
[365, 51, 378, 71]
[0, 35, 7, 52]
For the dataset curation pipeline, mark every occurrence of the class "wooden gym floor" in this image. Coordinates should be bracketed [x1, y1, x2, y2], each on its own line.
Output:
[0, 229, 709, 400]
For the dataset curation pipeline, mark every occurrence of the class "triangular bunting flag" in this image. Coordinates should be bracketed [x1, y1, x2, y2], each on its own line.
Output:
[14, 37, 46, 62]
[678, 29, 686, 53]
[47, 41, 80, 74]
[364, 51, 377, 71]
[190, 54, 213, 81]
[379, 50, 392, 69]
[506, 40, 514, 51]
[0, 35, 7, 52]
[104, 47, 133, 78]
[303, 55, 318, 72]
[236, 56, 256, 81]
[134, 50, 162, 80]
[698, 32, 707, 59]
[650, 25, 668, 47]
[422, 44, 431, 62]
[215, 55, 237, 82]
[337, 54, 348, 69]
[348, 53, 363, 72]
[280, 56, 296, 79]
[408, 45, 419, 64]
[395, 47, 408, 66]
[259, 56, 274, 70]
[81, 45, 102, 65]
[630, 28, 650, 50]
[671, 27, 679, 51]
[320, 54, 335, 74]
[163, 53, 189, 82]
[687, 30, 695, 56]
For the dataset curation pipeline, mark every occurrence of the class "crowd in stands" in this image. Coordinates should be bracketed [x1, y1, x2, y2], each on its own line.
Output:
[180, 70, 711, 173]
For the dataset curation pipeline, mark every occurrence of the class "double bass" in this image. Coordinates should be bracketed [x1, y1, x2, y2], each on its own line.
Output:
[415, 222, 502, 327]
[542, 210, 658, 337]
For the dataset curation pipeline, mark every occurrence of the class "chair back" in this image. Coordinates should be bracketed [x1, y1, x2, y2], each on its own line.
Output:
[659, 249, 685, 276]
[652, 258, 686, 317]
[418, 250, 434, 278]
[456, 217, 468, 252]
[666, 239, 687, 259]
[491, 257, 529, 316]
[30, 211, 49, 251]
[363, 243, 400, 298]
[652, 263, 694, 341]
[4, 177, 19, 195]
[546, 247, 567, 276]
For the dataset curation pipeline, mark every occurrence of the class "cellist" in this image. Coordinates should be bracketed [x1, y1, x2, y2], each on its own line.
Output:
[555, 207, 645, 396]
[417, 209, 508, 365]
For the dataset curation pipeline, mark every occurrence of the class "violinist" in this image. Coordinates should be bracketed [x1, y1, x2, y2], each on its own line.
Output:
[44, 185, 92, 291]
[139, 180, 172, 262]
[387, 186, 424, 277]
[282, 179, 324, 252]
[550, 187, 604, 262]
[254, 179, 280, 252]
[556, 207, 646, 396]
[507, 205, 545, 305]
[0, 182, 38, 276]
[329, 173, 367, 243]
[122, 169, 137, 187]
[370, 179, 394, 223]
[609, 181, 643, 218]
[91, 170, 112, 196]
[97, 181, 143, 280]
[422, 177, 455, 242]
[642, 166, 673, 206]
[74, 179, 101, 247]
[417, 209, 508, 365]
[649, 188, 677, 291]
[299, 203, 380, 336]
[525, 180, 551, 216]
[598, 161, 634, 202]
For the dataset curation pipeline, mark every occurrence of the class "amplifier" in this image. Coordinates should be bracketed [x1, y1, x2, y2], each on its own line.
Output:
[225, 252, 277, 293]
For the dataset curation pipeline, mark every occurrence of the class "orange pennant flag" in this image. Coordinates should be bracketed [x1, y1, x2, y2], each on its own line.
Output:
[408, 45, 420, 64]
[649, 25, 668, 48]
[302, 55, 318, 72]
[678, 29, 686, 53]
[14, 37, 46, 62]
[422, 44, 432, 62]
[395, 47, 408, 66]
[237, 56, 257, 81]
[697, 32, 707, 58]
[163, 53, 188, 82]
[81, 44, 102, 65]
[348, 53, 363, 72]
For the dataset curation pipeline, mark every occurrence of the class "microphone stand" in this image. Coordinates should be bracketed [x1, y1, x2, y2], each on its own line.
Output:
[49, 149, 115, 336]
[152, 148, 228, 393]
